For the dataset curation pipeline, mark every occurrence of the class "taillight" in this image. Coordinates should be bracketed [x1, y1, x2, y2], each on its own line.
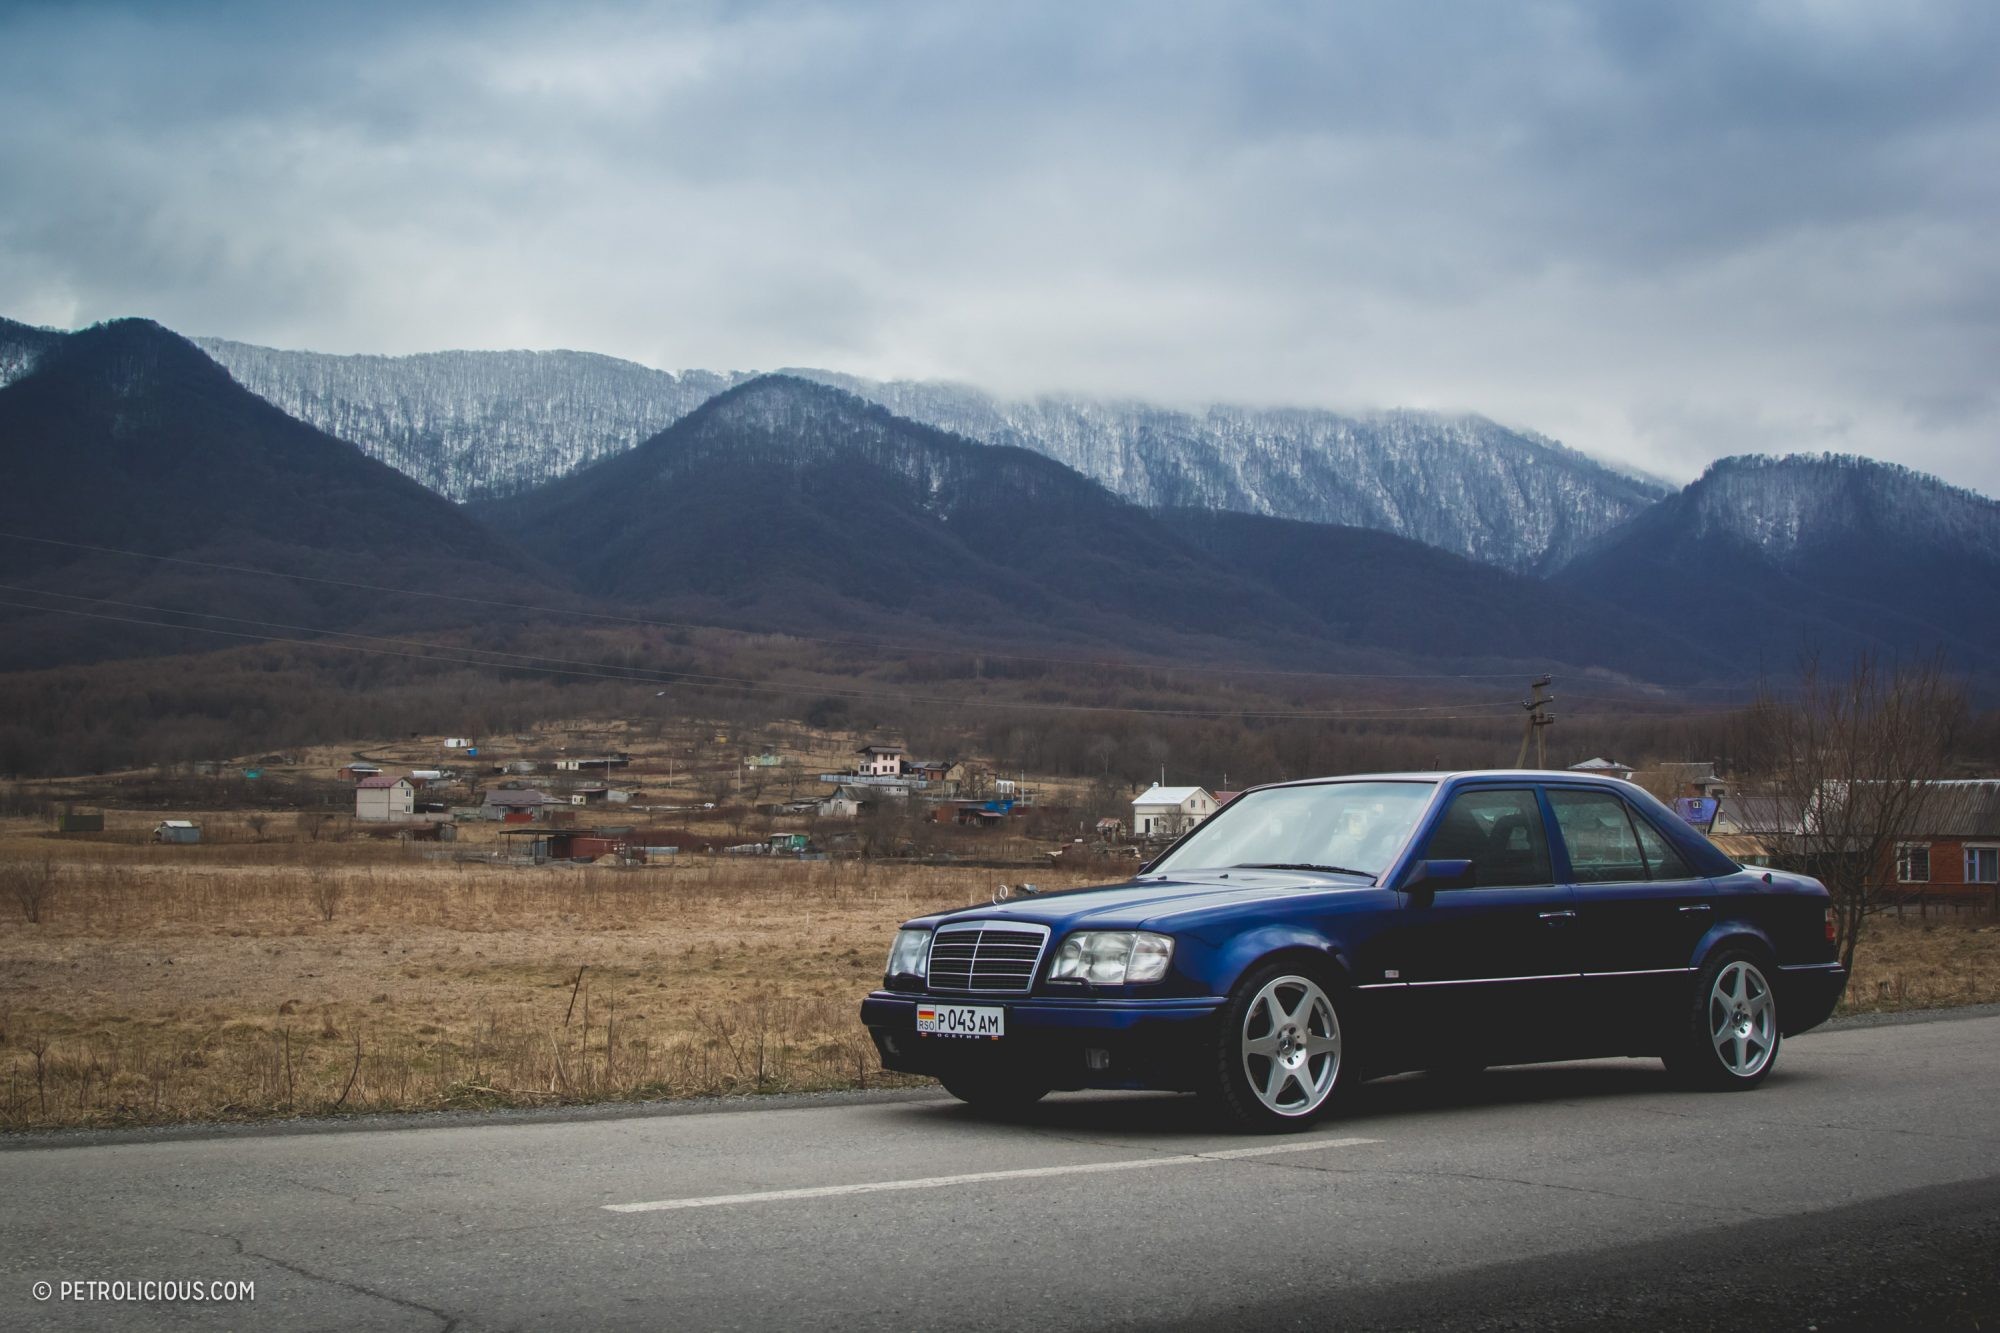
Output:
[1824, 907, 1836, 943]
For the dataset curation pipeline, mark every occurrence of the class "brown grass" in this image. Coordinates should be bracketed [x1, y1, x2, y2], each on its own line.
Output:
[0, 831, 1093, 1130]
[1, 827, 1992, 1131]
[1839, 917, 2000, 1014]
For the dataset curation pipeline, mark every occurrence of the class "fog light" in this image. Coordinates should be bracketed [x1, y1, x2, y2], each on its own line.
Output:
[1084, 1048, 1111, 1071]
[882, 1034, 900, 1056]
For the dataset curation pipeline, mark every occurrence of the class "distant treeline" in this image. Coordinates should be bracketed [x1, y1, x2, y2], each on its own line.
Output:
[4, 624, 1996, 785]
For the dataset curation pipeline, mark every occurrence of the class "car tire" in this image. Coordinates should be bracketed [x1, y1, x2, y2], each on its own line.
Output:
[936, 1071, 1051, 1114]
[1664, 948, 1780, 1090]
[1202, 961, 1351, 1133]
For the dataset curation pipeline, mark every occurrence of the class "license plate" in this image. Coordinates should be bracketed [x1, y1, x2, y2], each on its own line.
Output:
[915, 1004, 1005, 1039]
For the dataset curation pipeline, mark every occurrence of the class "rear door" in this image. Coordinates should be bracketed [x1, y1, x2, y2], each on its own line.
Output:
[1547, 785, 1713, 1036]
[1395, 785, 1582, 1065]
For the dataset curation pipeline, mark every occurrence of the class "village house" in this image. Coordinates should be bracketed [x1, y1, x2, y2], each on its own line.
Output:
[481, 788, 552, 822]
[153, 820, 201, 844]
[856, 744, 905, 777]
[355, 775, 416, 821]
[1882, 781, 2000, 909]
[554, 755, 631, 773]
[1131, 784, 1217, 839]
[1712, 781, 2000, 909]
[1567, 757, 1636, 782]
[818, 784, 874, 819]
[337, 763, 383, 782]
[904, 758, 957, 784]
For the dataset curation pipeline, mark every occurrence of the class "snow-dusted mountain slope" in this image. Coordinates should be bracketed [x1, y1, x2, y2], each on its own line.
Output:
[193, 336, 1660, 569]
[194, 338, 749, 501]
[0, 316, 64, 390]
[1639, 453, 2000, 564]
[786, 372, 1666, 572]
[1556, 453, 2000, 667]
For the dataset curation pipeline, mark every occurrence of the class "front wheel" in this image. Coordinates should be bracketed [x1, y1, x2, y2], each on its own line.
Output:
[1203, 963, 1350, 1132]
[1664, 950, 1780, 1090]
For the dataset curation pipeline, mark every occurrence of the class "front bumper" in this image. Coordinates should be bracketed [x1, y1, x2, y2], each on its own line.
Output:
[861, 991, 1226, 1091]
[1777, 962, 1848, 1035]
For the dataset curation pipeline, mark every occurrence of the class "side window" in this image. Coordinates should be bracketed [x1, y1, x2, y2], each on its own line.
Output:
[1629, 809, 1695, 881]
[1547, 789, 1647, 884]
[1420, 788, 1552, 888]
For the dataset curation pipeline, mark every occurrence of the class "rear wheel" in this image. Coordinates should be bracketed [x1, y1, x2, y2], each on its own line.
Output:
[937, 1070, 1050, 1113]
[1204, 962, 1350, 1132]
[1664, 950, 1780, 1090]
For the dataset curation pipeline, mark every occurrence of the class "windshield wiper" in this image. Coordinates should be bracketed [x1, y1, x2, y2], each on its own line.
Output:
[1234, 862, 1374, 879]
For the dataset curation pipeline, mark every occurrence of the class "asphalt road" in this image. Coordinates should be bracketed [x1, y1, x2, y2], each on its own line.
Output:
[3, 1011, 1997, 1332]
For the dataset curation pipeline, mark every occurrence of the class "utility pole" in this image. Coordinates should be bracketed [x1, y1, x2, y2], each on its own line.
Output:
[1515, 676, 1555, 769]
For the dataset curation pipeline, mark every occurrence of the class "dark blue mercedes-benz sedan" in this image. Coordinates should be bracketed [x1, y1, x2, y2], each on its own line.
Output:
[861, 770, 1849, 1131]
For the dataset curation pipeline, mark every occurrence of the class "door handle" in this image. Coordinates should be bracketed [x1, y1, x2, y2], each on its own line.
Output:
[1678, 904, 1713, 915]
[1538, 910, 1578, 925]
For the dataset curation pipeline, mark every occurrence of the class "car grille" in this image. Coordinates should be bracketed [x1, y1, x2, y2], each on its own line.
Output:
[926, 922, 1050, 994]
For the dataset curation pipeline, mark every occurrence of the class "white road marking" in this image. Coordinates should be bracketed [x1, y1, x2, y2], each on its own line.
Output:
[603, 1136, 1380, 1213]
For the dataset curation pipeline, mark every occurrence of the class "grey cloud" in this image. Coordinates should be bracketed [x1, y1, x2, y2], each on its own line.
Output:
[1, 0, 1996, 493]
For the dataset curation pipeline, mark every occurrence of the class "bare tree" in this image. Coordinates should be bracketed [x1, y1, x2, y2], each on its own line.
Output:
[1746, 654, 1965, 972]
[4, 858, 58, 924]
[305, 866, 345, 922]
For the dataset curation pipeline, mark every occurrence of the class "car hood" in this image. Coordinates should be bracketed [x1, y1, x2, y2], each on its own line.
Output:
[919, 869, 1375, 933]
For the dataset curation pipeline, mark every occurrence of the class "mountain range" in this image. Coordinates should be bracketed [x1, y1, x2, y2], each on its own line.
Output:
[179, 336, 1662, 572]
[1555, 454, 2000, 668]
[1, 313, 1996, 690]
[475, 374, 1714, 678]
[0, 319, 542, 670]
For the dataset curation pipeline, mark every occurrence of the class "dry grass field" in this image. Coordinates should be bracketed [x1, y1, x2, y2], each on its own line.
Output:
[1, 823, 1993, 1131]
[1839, 915, 2000, 1014]
[0, 828, 1097, 1130]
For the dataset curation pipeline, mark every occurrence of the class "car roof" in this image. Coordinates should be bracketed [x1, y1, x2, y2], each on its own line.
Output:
[1247, 770, 1640, 791]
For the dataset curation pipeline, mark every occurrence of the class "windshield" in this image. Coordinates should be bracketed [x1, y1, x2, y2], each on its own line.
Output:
[1148, 781, 1437, 881]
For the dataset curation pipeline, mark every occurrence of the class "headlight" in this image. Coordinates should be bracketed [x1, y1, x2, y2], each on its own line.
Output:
[885, 927, 932, 979]
[1048, 931, 1174, 985]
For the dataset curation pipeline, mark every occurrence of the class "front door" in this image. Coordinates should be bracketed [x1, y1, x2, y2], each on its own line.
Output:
[1394, 786, 1582, 1066]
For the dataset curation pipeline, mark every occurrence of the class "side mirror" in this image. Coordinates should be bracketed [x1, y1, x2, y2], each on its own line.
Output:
[1404, 858, 1475, 901]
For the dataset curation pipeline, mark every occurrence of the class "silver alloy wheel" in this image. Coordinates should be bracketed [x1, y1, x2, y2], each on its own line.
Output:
[1240, 974, 1341, 1116]
[1708, 959, 1777, 1078]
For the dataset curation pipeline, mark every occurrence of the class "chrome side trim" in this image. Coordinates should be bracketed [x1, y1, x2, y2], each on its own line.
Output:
[1582, 967, 1696, 979]
[1355, 967, 1695, 989]
[1404, 972, 1577, 987]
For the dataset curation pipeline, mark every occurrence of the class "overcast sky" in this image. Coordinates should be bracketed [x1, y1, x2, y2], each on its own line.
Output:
[2, 1, 1996, 491]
